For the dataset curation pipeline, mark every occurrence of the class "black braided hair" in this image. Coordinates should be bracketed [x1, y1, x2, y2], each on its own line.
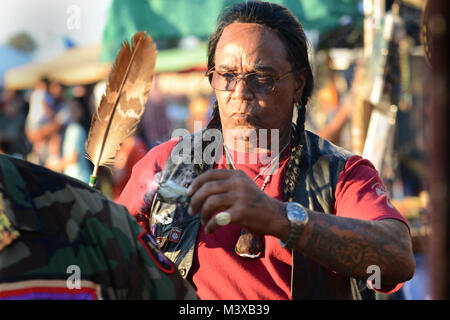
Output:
[196, 1, 314, 201]
[283, 105, 305, 202]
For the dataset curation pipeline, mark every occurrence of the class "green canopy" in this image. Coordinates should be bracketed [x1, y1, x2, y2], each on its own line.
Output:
[155, 42, 208, 73]
[102, 0, 363, 68]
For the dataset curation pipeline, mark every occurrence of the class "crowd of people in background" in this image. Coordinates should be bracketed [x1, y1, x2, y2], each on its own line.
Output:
[0, 77, 213, 200]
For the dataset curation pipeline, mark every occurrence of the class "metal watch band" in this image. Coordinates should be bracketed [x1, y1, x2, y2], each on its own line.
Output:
[284, 220, 305, 249]
[282, 202, 309, 249]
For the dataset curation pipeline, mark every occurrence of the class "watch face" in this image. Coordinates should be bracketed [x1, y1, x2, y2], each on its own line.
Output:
[286, 202, 308, 224]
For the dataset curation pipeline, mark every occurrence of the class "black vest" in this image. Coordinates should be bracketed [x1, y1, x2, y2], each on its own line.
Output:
[149, 129, 374, 299]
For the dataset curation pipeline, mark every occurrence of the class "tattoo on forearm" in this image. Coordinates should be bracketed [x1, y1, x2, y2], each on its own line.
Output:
[302, 214, 410, 282]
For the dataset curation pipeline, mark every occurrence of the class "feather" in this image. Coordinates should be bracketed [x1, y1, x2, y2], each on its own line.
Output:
[85, 31, 157, 186]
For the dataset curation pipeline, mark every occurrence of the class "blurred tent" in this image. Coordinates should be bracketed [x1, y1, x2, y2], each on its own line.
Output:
[101, 0, 364, 63]
[4, 41, 208, 90]
[0, 45, 32, 88]
[4, 44, 111, 90]
[155, 42, 208, 73]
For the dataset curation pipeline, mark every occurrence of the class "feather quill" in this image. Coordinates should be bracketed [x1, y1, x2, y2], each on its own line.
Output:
[85, 31, 157, 186]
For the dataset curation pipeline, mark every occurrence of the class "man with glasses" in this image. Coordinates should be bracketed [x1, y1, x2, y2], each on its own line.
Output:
[118, 1, 415, 299]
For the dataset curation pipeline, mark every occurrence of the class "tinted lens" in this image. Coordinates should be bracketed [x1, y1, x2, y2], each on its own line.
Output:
[209, 71, 274, 93]
[246, 74, 274, 93]
[209, 72, 230, 90]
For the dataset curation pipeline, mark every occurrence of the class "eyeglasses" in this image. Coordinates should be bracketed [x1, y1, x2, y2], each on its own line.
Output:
[205, 68, 293, 94]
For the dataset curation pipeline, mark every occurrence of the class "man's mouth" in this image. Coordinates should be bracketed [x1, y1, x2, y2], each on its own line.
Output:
[229, 112, 263, 127]
[231, 113, 254, 119]
[231, 113, 251, 119]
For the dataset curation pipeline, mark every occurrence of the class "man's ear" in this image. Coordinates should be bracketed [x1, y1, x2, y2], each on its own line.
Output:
[293, 69, 307, 104]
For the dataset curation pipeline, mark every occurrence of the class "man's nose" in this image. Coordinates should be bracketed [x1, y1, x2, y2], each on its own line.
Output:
[231, 77, 253, 100]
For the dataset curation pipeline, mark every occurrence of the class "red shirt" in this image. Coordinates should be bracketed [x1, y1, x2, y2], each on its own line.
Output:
[118, 139, 409, 299]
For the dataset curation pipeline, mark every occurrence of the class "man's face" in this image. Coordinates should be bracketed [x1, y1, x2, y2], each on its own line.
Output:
[213, 23, 305, 147]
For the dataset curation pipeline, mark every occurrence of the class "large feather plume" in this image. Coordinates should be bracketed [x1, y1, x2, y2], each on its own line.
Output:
[85, 31, 157, 186]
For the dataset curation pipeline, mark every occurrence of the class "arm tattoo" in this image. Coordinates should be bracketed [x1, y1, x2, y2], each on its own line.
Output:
[301, 212, 413, 284]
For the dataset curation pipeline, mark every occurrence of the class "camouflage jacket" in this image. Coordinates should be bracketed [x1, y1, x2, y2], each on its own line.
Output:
[0, 154, 196, 300]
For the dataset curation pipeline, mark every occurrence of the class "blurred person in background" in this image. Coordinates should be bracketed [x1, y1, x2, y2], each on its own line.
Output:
[71, 84, 95, 133]
[185, 95, 211, 133]
[43, 81, 71, 171]
[0, 89, 29, 158]
[25, 78, 53, 163]
[45, 99, 91, 183]
[306, 51, 352, 146]
[139, 75, 171, 149]
[25, 80, 71, 167]
[25, 78, 53, 131]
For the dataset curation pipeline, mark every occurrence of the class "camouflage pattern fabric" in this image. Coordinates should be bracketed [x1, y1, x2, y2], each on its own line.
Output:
[0, 154, 196, 300]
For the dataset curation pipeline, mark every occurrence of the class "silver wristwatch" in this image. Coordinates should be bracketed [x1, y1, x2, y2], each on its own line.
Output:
[280, 202, 309, 249]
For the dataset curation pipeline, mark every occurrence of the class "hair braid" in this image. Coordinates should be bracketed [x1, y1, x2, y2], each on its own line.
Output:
[283, 106, 305, 202]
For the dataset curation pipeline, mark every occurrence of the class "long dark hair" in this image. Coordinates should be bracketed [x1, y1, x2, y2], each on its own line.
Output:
[207, 1, 313, 109]
[200, 1, 315, 201]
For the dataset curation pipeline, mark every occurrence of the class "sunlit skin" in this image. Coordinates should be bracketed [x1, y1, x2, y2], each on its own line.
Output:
[213, 23, 305, 153]
[187, 22, 415, 286]
[188, 23, 303, 240]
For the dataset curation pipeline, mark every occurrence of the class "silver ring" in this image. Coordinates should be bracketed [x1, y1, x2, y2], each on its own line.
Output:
[215, 211, 231, 226]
